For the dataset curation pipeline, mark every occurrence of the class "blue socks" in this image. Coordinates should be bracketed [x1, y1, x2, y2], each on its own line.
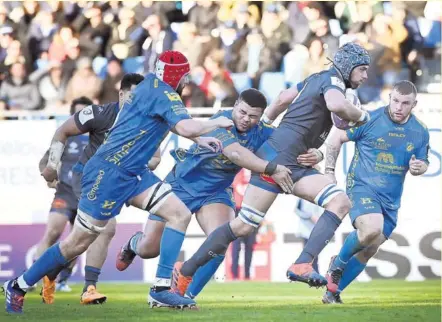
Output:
[296, 210, 341, 264]
[186, 255, 225, 298]
[333, 230, 365, 270]
[338, 256, 366, 292]
[23, 243, 68, 287]
[83, 266, 101, 292]
[58, 267, 73, 284]
[155, 227, 185, 282]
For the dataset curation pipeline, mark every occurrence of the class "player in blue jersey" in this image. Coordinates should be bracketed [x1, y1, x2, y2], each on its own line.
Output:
[322, 80, 429, 303]
[35, 74, 147, 305]
[115, 88, 294, 300]
[2, 50, 238, 314]
[171, 43, 373, 299]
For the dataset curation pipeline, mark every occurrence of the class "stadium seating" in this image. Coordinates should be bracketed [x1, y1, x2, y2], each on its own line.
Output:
[230, 73, 252, 93]
[123, 56, 145, 74]
[259, 72, 287, 103]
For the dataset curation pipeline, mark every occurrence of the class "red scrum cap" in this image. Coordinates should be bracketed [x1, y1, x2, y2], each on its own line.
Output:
[155, 50, 190, 90]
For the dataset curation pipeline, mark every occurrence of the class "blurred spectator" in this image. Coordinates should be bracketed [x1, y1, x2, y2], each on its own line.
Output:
[100, 57, 124, 104]
[43, 0, 67, 25]
[173, 22, 203, 68]
[48, 25, 76, 62]
[107, 7, 143, 59]
[131, 1, 162, 25]
[303, 38, 329, 78]
[61, 38, 82, 80]
[181, 82, 207, 108]
[188, 1, 219, 38]
[141, 14, 174, 73]
[0, 60, 42, 110]
[0, 39, 32, 78]
[65, 57, 102, 104]
[30, 61, 68, 109]
[72, 5, 111, 57]
[193, 49, 238, 107]
[27, 10, 59, 63]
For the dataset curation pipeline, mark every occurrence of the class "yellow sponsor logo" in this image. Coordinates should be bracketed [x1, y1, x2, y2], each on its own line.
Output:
[102, 200, 116, 210]
[360, 197, 372, 205]
[377, 138, 385, 143]
[406, 143, 414, 152]
[376, 152, 394, 164]
[87, 170, 105, 201]
[106, 130, 147, 165]
[164, 91, 182, 102]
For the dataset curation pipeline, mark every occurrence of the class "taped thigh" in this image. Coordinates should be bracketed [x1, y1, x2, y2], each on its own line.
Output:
[314, 183, 345, 207]
[142, 182, 173, 214]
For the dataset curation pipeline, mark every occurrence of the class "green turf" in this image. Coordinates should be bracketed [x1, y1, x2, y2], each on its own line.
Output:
[1, 280, 440, 322]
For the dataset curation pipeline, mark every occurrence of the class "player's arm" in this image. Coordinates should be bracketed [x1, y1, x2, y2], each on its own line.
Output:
[39, 149, 50, 173]
[173, 117, 233, 138]
[324, 128, 350, 175]
[148, 148, 161, 170]
[409, 130, 430, 176]
[222, 143, 293, 193]
[42, 105, 96, 182]
[262, 84, 300, 124]
[324, 89, 369, 124]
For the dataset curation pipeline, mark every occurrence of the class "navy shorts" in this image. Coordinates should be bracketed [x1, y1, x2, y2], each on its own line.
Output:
[50, 181, 78, 224]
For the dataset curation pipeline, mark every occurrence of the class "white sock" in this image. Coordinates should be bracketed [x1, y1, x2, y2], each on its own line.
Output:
[17, 276, 30, 291]
[154, 278, 171, 287]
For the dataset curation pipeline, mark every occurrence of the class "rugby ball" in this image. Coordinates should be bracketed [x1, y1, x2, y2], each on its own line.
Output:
[331, 91, 361, 130]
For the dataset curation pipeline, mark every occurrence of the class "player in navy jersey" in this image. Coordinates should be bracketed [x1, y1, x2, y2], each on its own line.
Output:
[115, 88, 294, 299]
[34, 74, 146, 306]
[171, 43, 373, 300]
[34, 97, 90, 297]
[322, 81, 429, 303]
[2, 51, 237, 313]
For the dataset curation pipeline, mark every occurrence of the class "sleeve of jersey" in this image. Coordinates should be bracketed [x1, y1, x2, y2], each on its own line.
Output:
[209, 128, 237, 148]
[321, 74, 346, 95]
[159, 100, 192, 128]
[346, 125, 365, 142]
[415, 129, 430, 164]
[74, 104, 97, 132]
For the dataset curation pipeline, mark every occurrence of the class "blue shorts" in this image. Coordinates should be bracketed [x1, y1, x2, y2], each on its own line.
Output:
[78, 158, 160, 221]
[249, 141, 320, 193]
[348, 189, 398, 238]
[148, 169, 235, 222]
[50, 181, 78, 224]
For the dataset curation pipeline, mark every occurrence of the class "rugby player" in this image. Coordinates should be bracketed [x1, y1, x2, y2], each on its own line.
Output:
[322, 80, 429, 303]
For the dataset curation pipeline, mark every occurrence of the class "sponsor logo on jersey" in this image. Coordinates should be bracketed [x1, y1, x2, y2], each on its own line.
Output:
[87, 170, 105, 201]
[331, 77, 345, 90]
[79, 105, 94, 125]
[406, 143, 414, 152]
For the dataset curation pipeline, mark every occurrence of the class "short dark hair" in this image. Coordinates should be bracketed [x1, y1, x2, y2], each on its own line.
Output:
[120, 73, 144, 91]
[238, 88, 267, 109]
[70, 96, 93, 115]
[393, 80, 417, 97]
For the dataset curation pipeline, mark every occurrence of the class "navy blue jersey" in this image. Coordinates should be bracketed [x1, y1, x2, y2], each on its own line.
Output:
[59, 135, 88, 185]
[268, 67, 346, 165]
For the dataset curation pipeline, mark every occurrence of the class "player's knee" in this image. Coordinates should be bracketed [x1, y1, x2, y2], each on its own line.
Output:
[232, 207, 261, 237]
[102, 218, 116, 240]
[358, 226, 383, 245]
[325, 193, 351, 218]
[137, 238, 160, 259]
[44, 228, 63, 245]
[167, 206, 192, 227]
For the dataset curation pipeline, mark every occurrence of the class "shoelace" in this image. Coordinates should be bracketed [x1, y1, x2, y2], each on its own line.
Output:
[11, 294, 24, 311]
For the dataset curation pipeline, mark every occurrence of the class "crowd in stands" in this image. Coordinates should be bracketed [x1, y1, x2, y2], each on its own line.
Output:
[0, 1, 440, 116]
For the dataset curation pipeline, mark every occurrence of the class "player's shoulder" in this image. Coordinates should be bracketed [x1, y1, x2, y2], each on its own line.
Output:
[210, 109, 233, 120]
[409, 113, 429, 134]
[369, 106, 386, 120]
[306, 68, 345, 92]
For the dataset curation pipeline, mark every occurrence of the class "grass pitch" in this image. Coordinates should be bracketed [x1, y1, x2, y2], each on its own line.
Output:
[1, 280, 440, 322]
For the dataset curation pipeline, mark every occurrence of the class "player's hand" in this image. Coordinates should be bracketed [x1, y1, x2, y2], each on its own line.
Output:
[195, 137, 223, 152]
[41, 166, 58, 183]
[409, 154, 426, 176]
[47, 180, 58, 189]
[214, 116, 234, 130]
[271, 165, 294, 194]
[297, 149, 323, 166]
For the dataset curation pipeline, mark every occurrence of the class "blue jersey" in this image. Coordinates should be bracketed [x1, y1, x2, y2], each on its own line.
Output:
[170, 110, 274, 196]
[346, 106, 430, 210]
[93, 73, 192, 175]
